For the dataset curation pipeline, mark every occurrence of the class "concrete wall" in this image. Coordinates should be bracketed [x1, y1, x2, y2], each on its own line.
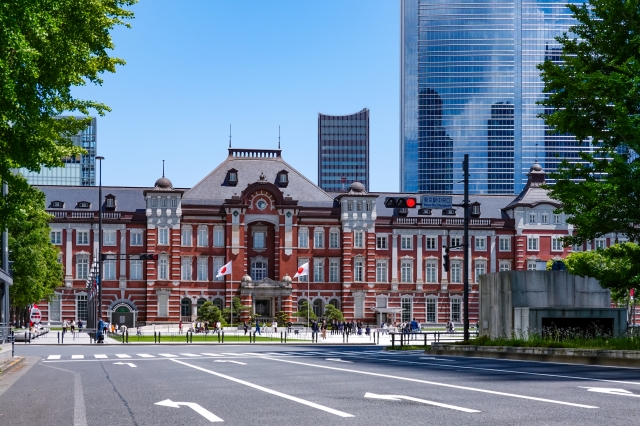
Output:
[515, 307, 627, 338]
[480, 271, 611, 338]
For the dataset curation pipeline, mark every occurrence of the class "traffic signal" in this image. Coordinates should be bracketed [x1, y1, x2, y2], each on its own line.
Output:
[140, 254, 158, 260]
[443, 248, 450, 272]
[384, 197, 418, 209]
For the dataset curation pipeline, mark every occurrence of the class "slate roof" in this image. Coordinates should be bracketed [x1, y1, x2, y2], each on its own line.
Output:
[503, 163, 559, 210]
[35, 185, 148, 212]
[182, 148, 335, 207]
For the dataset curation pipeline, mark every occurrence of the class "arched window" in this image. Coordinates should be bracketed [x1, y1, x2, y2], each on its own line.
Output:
[328, 298, 340, 309]
[212, 298, 223, 310]
[181, 298, 191, 317]
[298, 298, 308, 310]
[197, 298, 207, 311]
[313, 299, 324, 318]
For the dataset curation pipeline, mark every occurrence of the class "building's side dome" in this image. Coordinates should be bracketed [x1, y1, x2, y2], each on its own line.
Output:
[530, 163, 543, 173]
[154, 177, 173, 189]
[241, 274, 253, 283]
[281, 274, 292, 284]
[349, 181, 366, 193]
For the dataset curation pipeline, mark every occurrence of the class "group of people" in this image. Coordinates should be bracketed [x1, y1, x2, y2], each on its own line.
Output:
[61, 319, 82, 333]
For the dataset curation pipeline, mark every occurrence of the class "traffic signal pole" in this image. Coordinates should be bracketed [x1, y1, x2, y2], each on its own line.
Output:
[463, 154, 470, 342]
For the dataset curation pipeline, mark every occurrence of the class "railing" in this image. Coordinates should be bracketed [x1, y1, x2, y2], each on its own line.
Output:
[396, 217, 417, 224]
[47, 211, 122, 219]
[389, 330, 478, 348]
[102, 212, 121, 219]
[47, 211, 67, 218]
[71, 212, 95, 219]
[394, 217, 495, 227]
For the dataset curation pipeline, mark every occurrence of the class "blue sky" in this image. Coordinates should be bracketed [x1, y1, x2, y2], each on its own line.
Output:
[72, 1, 399, 191]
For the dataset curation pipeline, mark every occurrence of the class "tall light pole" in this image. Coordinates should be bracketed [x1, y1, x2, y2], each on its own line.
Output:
[96, 156, 105, 326]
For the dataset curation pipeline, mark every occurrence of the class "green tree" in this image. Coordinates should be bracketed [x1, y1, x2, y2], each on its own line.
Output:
[222, 297, 251, 324]
[276, 310, 289, 326]
[196, 301, 224, 327]
[292, 300, 317, 322]
[0, 0, 137, 230]
[324, 304, 344, 323]
[537, 0, 640, 244]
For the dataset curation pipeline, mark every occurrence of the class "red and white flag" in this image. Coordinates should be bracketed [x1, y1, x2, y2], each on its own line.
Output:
[294, 262, 309, 278]
[216, 261, 232, 278]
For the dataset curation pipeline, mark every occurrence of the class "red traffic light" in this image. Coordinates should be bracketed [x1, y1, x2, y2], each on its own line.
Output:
[405, 198, 417, 208]
[384, 197, 419, 209]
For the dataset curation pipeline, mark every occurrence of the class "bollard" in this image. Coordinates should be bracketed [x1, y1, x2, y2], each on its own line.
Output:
[391, 333, 395, 348]
[222, 331, 224, 344]
[249, 332, 252, 343]
[122, 332, 125, 344]
[154, 331, 157, 344]
[158, 331, 161, 343]
[11, 331, 14, 356]
[377, 331, 380, 345]
[424, 332, 427, 347]
[186, 331, 189, 344]
[284, 332, 287, 344]
[342, 332, 345, 344]
[61, 331, 63, 344]
[126, 330, 129, 344]
[58, 332, 60, 344]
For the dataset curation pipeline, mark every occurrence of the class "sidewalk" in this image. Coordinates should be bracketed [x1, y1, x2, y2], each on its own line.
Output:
[12, 330, 119, 345]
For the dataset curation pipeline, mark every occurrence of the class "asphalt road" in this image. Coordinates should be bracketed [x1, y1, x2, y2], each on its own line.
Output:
[2, 344, 640, 425]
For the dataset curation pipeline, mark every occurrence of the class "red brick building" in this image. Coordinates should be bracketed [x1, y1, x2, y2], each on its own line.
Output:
[36, 148, 608, 327]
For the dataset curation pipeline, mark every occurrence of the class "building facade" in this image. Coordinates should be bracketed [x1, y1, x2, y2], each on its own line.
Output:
[400, 0, 585, 194]
[35, 147, 613, 327]
[18, 117, 97, 186]
[318, 108, 369, 192]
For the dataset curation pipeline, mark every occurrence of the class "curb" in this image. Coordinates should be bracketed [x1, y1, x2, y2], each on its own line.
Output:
[19, 342, 379, 347]
[0, 356, 25, 377]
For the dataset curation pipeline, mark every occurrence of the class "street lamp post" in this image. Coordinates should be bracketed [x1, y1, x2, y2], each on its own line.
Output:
[96, 156, 104, 327]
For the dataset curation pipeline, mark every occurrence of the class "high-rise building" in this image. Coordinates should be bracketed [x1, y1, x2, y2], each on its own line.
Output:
[318, 108, 369, 192]
[18, 117, 97, 186]
[400, 0, 584, 194]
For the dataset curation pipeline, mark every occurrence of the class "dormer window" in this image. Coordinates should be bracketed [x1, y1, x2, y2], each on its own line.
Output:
[77, 201, 91, 209]
[50, 201, 64, 209]
[104, 194, 116, 210]
[226, 168, 238, 186]
[471, 202, 481, 216]
[276, 170, 289, 187]
[443, 208, 456, 216]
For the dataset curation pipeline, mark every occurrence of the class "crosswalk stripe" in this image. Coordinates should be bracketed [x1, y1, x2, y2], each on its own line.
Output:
[47, 355, 61, 360]
[159, 354, 178, 358]
[180, 353, 201, 357]
[94, 354, 108, 359]
[137, 354, 155, 358]
[115, 354, 131, 358]
[71, 355, 84, 359]
[201, 353, 223, 356]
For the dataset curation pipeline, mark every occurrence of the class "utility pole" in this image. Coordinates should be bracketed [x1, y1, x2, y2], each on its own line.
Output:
[462, 154, 470, 341]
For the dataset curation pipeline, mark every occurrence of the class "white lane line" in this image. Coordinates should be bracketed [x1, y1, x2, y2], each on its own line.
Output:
[71, 355, 84, 360]
[200, 353, 224, 357]
[325, 358, 353, 363]
[420, 357, 455, 362]
[159, 354, 178, 358]
[364, 392, 480, 413]
[137, 354, 155, 358]
[580, 387, 640, 397]
[375, 357, 640, 387]
[179, 353, 201, 357]
[47, 355, 61, 360]
[257, 356, 598, 409]
[213, 360, 247, 365]
[115, 354, 131, 359]
[171, 359, 353, 417]
[220, 353, 242, 356]
[94, 354, 108, 359]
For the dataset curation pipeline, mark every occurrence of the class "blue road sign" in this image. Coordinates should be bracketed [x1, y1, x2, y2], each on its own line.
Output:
[420, 195, 453, 209]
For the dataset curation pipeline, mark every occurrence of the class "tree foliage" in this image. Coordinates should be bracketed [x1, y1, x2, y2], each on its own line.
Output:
[0, 0, 136, 230]
[9, 191, 62, 307]
[197, 301, 224, 326]
[324, 304, 344, 323]
[276, 310, 289, 326]
[537, 0, 640, 244]
[222, 297, 251, 324]
[292, 300, 317, 322]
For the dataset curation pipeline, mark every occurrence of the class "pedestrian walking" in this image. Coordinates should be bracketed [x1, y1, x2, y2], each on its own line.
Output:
[70, 320, 76, 333]
[273, 321, 278, 333]
[243, 322, 248, 335]
[179, 320, 183, 334]
[62, 319, 68, 334]
[255, 320, 261, 335]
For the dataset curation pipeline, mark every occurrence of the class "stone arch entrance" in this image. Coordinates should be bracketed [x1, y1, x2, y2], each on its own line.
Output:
[109, 300, 137, 328]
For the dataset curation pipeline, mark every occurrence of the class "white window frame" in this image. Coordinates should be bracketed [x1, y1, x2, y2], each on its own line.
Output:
[426, 260, 437, 283]
[354, 230, 365, 248]
[130, 231, 143, 246]
[213, 226, 224, 247]
[400, 259, 413, 283]
[450, 298, 462, 323]
[76, 256, 89, 279]
[313, 258, 324, 282]
[253, 230, 266, 249]
[197, 226, 208, 247]
[551, 236, 564, 252]
[451, 261, 462, 283]
[401, 296, 412, 323]
[376, 235, 388, 250]
[425, 237, 437, 250]
[401, 235, 412, 250]
[158, 256, 169, 280]
[353, 257, 364, 282]
[130, 259, 143, 280]
[475, 236, 486, 251]
[329, 229, 340, 249]
[595, 238, 606, 250]
[103, 259, 116, 280]
[572, 243, 583, 252]
[213, 257, 224, 282]
[314, 228, 324, 249]
[76, 230, 89, 245]
[499, 261, 511, 272]
[426, 297, 437, 323]
[527, 236, 539, 251]
[450, 236, 462, 250]
[181, 226, 192, 246]
[376, 259, 388, 283]
[158, 227, 169, 246]
[541, 212, 549, 224]
[181, 257, 192, 281]
[499, 236, 510, 252]
[474, 261, 486, 282]
[529, 212, 537, 224]
[298, 258, 308, 282]
[50, 230, 62, 245]
[553, 213, 562, 224]
[197, 257, 208, 281]
[103, 230, 116, 246]
[329, 259, 339, 282]
[376, 295, 388, 309]
[527, 260, 538, 270]
[298, 227, 309, 248]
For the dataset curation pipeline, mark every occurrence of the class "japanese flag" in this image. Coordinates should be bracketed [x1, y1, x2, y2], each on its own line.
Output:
[216, 261, 232, 278]
[294, 262, 309, 278]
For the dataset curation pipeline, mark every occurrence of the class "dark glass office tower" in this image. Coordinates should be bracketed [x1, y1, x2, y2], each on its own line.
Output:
[401, 0, 586, 194]
[318, 108, 369, 192]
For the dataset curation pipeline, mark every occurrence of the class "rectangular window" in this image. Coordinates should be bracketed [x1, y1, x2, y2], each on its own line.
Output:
[527, 261, 538, 270]
[298, 228, 309, 248]
[76, 295, 87, 321]
[170, 198, 177, 208]
[197, 257, 208, 281]
[376, 296, 388, 309]
[366, 203, 371, 212]
[541, 213, 549, 224]
[450, 237, 461, 250]
[298, 258, 308, 282]
[528, 236, 539, 251]
[356, 202, 362, 211]
[426, 260, 437, 283]
[181, 227, 192, 246]
[475, 237, 486, 251]
[213, 257, 224, 282]
[197, 227, 208, 247]
[77, 230, 89, 245]
[214, 228, 224, 247]
[552, 236, 564, 252]
[499, 236, 510, 251]
[354, 231, 364, 248]
[595, 239, 606, 249]
[150, 198, 157, 208]
[451, 262, 461, 283]
[425, 237, 437, 250]
[49, 294, 61, 322]
[499, 262, 511, 272]
[329, 259, 339, 282]
[401, 260, 413, 283]
[130, 259, 142, 280]
[347, 202, 353, 211]
[159, 257, 168, 280]
[376, 235, 387, 250]
[157, 293, 168, 317]
[329, 230, 340, 248]
[553, 214, 561, 224]
[313, 259, 324, 282]
[104, 259, 115, 280]
[130, 231, 143, 246]
[160, 198, 167, 208]
[401, 297, 412, 323]
[426, 298, 437, 323]
[376, 260, 388, 282]
[253, 231, 265, 249]
[181, 258, 192, 280]
[529, 212, 537, 224]
[158, 228, 169, 245]
[314, 229, 324, 248]
[401, 235, 412, 250]
[76, 257, 88, 279]
[451, 299, 461, 322]
[354, 258, 364, 282]
[572, 244, 583, 252]
[354, 294, 363, 318]
[104, 230, 116, 246]
[475, 262, 486, 282]
[50, 230, 62, 245]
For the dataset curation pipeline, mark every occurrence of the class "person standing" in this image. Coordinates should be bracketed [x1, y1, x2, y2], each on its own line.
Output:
[321, 320, 327, 340]
[243, 321, 248, 335]
[97, 317, 105, 344]
[255, 319, 261, 335]
[71, 320, 76, 333]
[179, 320, 183, 334]
[273, 320, 278, 333]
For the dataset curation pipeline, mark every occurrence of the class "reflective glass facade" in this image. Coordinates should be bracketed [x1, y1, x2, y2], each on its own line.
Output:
[18, 116, 97, 186]
[318, 108, 369, 192]
[401, 0, 585, 194]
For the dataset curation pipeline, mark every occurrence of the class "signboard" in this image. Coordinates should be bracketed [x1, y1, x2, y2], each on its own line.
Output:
[421, 195, 453, 209]
[30, 307, 42, 323]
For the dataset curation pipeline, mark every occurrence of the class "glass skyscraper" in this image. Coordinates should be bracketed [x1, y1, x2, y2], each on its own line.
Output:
[400, 0, 585, 194]
[318, 108, 369, 192]
[18, 117, 97, 186]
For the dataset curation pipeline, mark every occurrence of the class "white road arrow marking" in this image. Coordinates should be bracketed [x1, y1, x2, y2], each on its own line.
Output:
[113, 362, 137, 368]
[325, 358, 353, 363]
[155, 399, 223, 422]
[580, 387, 640, 398]
[213, 360, 246, 365]
[364, 392, 480, 413]
[420, 357, 455, 362]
